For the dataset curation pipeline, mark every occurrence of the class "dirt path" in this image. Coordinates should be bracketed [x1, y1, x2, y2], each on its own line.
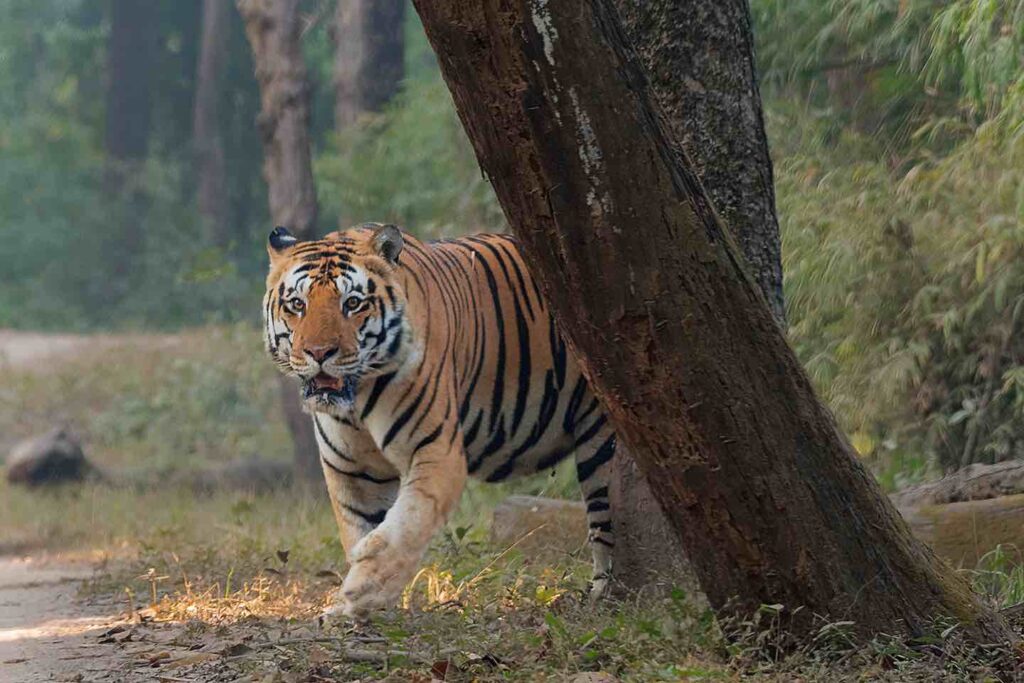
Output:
[0, 330, 178, 682]
[0, 329, 182, 369]
[0, 556, 125, 682]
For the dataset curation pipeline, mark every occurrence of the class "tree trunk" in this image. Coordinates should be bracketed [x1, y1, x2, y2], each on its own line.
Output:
[105, 0, 156, 274]
[237, 0, 318, 239]
[411, 0, 1014, 643]
[106, 0, 155, 166]
[614, 0, 784, 324]
[193, 0, 232, 246]
[606, 0, 786, 595]
[332, 0, 406, 129]
[237, 0, 320, 482]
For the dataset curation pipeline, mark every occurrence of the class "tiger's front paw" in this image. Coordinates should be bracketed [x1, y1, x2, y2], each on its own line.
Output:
[338, 531, 421, 618]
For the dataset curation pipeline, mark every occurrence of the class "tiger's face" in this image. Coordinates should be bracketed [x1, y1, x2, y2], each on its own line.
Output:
[263, 224, 407, 415]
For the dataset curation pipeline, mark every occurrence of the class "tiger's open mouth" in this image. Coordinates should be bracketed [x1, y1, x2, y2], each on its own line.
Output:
[303, 372, 359, 408]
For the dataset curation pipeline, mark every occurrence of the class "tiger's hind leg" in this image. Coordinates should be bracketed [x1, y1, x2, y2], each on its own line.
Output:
[572, 418, 617, 600]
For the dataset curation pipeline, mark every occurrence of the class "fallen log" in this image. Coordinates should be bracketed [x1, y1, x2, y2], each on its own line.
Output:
[496, 474, 1024, 576]
[891, 461, 1024, 507]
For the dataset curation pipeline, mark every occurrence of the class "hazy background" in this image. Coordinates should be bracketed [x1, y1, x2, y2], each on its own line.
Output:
[1, 0, 1023, 487]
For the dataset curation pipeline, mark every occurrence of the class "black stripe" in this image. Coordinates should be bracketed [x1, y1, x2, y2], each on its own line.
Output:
[573, 414, 608, 449]
[412, 422, 445, 455]
[485, 368, 563, 480]
[314, 415, 355, 463]
[361, 371, 397, 420]
[587, 500, 610, 513]
[576, 434, 616, 482]
[490, 237, 537, 320]
[320, 456, 399, 485]
[470, 419, 507, 475]
[461, 244, 506, 434]
[589, 521, 612, 532]
[586, 486, 609, 502]
[593, 537, 615, 548]
[382, 378, 431, 449]
[343, 504, 387, 526]
[468, 238, 532, 436]
[463, 410, 484, 449]
[563, 377, 588, 434]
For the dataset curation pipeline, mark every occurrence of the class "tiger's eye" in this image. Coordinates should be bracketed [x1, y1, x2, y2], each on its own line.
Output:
[289, 298, 305, 313]
[343, 296, 362, 313]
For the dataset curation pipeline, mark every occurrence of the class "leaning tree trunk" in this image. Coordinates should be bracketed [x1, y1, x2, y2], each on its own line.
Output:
[607, 0, 786, 594]
[194, 0, 232, 246]
[238, 0, 320, 484]
[411, 0, 1014, 643]
[332, 0, 406, 129]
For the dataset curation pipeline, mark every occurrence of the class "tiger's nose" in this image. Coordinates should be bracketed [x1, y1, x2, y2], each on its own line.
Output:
[305, 346, 339, 363]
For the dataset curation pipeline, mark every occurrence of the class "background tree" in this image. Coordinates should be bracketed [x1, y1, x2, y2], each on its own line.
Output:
[104, 0, 157, 277]
[237, 0, 320, 483]
[193, 0, 232, 246]
[411, 0, 1015, 643]
[332, 0, 405, 129]
[607, 0, 785, 593]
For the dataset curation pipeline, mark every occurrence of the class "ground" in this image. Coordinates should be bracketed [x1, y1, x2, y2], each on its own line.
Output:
[0, 328, 1020, 681]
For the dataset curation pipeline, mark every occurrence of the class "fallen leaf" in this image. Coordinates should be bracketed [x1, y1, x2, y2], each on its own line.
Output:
[430, 657, 451, 680]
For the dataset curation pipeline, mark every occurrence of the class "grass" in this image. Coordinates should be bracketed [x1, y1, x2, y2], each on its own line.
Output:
[0, 324, 291, 472]
[3, 326, 1024, 680]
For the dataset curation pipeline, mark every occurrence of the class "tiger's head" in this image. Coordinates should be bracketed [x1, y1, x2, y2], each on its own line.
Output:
[263, 223, 409, 415]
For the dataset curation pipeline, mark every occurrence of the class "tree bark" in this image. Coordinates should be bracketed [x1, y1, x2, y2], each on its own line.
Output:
[237, 0, 320, 482]
[613, 0, 784, 324]
[614, 0, 782, 325]
[237, 0, 318, 239]
[193, 0, 232, 246]
[607, 0, 786, 595]
[332, 0, 406, 129]
[411, 0, 1014, 643]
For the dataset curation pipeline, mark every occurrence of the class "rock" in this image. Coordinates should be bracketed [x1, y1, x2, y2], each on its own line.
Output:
[5, 428, 94, 487]
[491, 495, 589, 558]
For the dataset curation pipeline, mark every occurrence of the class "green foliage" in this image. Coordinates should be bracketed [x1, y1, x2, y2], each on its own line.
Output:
[753, 0, 1024, 141]
[759, 1, 1024, 474]
[0, 326, 290, 471]
[315, 61, 502, 238]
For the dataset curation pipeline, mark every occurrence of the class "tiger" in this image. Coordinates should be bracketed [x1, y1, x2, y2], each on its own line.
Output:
[263, 223, 617, 618]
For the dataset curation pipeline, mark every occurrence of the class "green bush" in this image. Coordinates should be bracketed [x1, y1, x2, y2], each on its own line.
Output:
[315, 75, 503, 239]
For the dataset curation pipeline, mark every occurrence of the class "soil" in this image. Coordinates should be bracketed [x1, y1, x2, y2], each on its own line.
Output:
[0, 331, 164, 682]
[0, 555, 125, 682]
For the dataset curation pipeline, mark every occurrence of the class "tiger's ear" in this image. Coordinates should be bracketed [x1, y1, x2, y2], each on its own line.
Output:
[371, 224, 403, 265]
[267, 226, 298, 263]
